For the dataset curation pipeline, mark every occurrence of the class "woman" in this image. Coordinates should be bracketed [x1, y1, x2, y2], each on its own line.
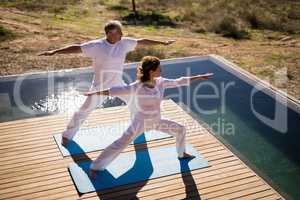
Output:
[84, 56, 213, 179]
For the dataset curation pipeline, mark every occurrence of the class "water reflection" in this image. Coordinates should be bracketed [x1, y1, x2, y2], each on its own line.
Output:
[31, 88, 86, 114]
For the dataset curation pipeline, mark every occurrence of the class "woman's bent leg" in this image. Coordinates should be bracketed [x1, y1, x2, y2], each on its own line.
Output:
[156, 119, 186, 157]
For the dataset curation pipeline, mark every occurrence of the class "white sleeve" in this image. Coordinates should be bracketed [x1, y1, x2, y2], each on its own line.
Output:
[161, 77, 191, 89]
[80, 40, 101, 58]
[122, 37, 138, 52]
[109, 82, 137, 96]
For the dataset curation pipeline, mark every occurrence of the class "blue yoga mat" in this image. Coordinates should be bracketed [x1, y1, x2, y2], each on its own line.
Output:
[54, 122, 171, 156]
[68, 144, 209, 194]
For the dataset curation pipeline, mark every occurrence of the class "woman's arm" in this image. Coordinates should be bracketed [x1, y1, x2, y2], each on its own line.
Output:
[162, 73, 213, 88]
[83, 83, 137, 96]
[189, 73, 214, 81]
[84, 90, 109, 96]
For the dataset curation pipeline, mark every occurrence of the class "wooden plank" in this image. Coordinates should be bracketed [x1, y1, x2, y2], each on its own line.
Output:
[2, 138, 225, 184]
[255, 194, 282, 200]
[0, 128, 210, 156]
[0, 100, 285, 200]
[0, 144, 228, 186]
[0, 149, 232, 190]
[2, 168, 253, 200]
[0, 158, 239, 191]
[238, 189, 280, 200]
[0, 162, 247, 199]
[1, 117, 199, 146]
[209, 184, 271, 200]
[0, 115, 197, 142]
[0, 101, 176, 130]
[0, 137, 218, 172]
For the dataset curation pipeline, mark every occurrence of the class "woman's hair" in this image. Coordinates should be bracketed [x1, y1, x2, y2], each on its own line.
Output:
[137, 56, 160, 82]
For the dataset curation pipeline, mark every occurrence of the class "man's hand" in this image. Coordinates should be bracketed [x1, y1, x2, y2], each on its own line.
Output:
[38, 50, 55, 56]
[163, 39, 176, 45]
[137, 39, 176, 46]
[38, 45, 82, 56]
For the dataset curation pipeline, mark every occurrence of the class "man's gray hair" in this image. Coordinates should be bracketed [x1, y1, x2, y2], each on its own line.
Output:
[104, 20, 123, 34]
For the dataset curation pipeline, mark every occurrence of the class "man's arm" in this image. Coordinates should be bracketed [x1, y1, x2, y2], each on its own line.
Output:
[136, 38, 176, 46]
[38, 45, 82, 56]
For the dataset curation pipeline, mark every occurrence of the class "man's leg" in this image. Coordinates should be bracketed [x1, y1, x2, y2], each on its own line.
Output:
[62, 94, 104, 142]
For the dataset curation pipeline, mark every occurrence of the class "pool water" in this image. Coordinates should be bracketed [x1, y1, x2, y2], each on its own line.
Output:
[0, 57, 299, 199]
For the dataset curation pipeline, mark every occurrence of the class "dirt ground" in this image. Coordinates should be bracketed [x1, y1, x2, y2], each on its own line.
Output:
[1, 7, 300, 101]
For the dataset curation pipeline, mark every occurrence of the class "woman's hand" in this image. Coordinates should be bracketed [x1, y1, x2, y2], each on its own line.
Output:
[199, 73, 214, 80]
[190, 73, 214, 81]
[83, 90, 109, 96]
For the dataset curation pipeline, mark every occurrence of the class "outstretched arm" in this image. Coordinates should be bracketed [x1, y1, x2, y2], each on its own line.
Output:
[189, 73, 214, 81]
[162, 73, 214, 88]
[137, 38, 176, 47]
[38, 45, 82, 56]
[84, 90, 109, 96]
[83, 83, 137, 97]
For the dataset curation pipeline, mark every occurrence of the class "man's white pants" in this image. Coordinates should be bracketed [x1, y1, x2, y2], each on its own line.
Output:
[90, 117, 186, 170]
[62, 93, 131, 140]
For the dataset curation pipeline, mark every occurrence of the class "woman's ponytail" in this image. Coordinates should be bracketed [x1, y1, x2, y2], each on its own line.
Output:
[137, 56, 160, 83]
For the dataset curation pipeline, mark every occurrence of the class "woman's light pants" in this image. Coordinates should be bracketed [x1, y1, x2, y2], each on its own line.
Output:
[90, 117, 186, 170]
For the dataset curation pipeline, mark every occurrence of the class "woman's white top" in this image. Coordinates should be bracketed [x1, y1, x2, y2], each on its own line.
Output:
[109, 76, 191, 119]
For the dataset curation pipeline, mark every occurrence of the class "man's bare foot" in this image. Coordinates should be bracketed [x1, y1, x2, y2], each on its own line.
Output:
[178, 152, 195, 159]
[89, 169, 98, 180]
[61, 137, 70, 146]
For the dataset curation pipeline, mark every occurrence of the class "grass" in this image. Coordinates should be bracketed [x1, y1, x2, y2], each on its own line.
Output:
[126, 46, 167, 62]
[0, 0, 299, 100]
[0, 0, 80, 13]
[105, 0, 300, 36]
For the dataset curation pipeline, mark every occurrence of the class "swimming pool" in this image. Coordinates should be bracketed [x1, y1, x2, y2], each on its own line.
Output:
[0, 55, 299, 199]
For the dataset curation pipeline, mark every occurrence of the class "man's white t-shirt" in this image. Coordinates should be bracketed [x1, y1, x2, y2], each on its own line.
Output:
[80, 37, 137, 90]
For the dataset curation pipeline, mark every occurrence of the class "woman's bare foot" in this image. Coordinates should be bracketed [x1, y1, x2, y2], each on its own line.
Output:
[89, 169, 98, 180]
[178, 152, 195, 159]
[61, 137, 70, 146]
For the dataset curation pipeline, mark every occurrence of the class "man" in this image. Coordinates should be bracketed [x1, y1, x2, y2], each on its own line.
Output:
[39, 20, 175, 145]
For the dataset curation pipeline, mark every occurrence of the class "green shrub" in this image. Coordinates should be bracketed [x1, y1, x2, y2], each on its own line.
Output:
[191, 26, 207, 33]
[0, 26, 14, 42]
[216, 17, 250, 39]
[126, 46, 166, 62]
[108, 5, 128, 11]
[246, 7, 300, 33]
[122, 11, 176, 27]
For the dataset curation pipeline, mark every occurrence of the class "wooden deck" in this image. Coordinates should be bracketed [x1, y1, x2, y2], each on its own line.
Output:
[0, 100, 284, 200]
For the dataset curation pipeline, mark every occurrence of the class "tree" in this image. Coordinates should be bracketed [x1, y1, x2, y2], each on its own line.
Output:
[131, 0, 138, 24]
